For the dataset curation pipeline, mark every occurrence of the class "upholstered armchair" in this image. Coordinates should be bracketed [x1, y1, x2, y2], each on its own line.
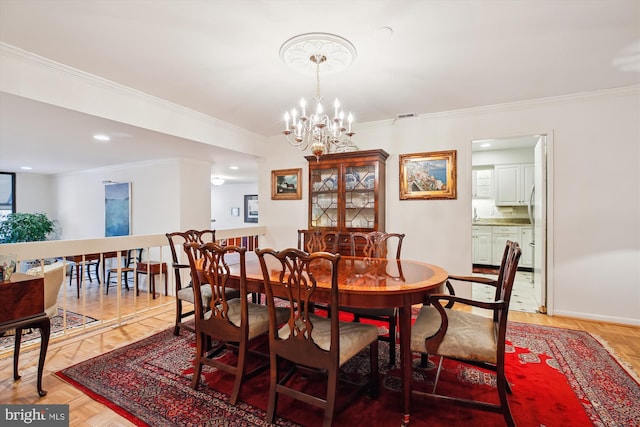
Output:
[25, 261, 66, 318]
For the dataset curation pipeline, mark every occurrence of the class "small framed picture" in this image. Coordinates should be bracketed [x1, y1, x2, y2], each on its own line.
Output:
[244, 195, 258, 223]
[271, 168, 302, 200]
[399, 150, 457, 200]
[230, 207, 240, 217]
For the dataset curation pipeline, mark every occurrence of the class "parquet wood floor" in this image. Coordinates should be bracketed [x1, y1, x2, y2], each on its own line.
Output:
[1, 303, 638, 426]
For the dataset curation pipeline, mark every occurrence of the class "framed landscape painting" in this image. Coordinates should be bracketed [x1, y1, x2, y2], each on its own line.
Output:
[399, 150, 457, 200]
[271, 168, 302, 200]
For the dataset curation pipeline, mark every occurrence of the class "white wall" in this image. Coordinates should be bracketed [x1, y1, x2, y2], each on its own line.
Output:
[259, 87, 640, 326]
[15, 172, 55, 216]
[53, 158, 212, 239]
[210, 183, 258, 229]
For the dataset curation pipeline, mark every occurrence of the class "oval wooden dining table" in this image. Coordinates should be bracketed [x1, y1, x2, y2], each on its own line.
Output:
[223, 253, 448, 425]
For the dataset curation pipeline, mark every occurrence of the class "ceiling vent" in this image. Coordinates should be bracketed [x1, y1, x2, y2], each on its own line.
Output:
[396, 113, 417, 119]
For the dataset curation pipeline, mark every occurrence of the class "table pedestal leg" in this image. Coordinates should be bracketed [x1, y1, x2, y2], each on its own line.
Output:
[400, 296, 412, 425]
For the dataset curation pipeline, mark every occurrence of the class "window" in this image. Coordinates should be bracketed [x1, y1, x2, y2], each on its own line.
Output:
[0, 172, 16, 217]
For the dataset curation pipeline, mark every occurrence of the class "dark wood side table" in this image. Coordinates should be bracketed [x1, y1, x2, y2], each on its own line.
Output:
[135, 262, 168, 299]
[0, 273, 51, 396]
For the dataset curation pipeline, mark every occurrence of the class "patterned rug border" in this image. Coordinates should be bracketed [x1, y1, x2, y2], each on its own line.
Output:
[55, 370, 146, 426]
[587, 331, 640, 384]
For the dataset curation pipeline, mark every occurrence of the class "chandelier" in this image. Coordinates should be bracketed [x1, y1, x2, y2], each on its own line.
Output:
[280, 33, 358, 159]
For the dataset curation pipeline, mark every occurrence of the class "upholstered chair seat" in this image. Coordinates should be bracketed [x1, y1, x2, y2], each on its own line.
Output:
[207, 298, 287, 340]
[411, 306, 497, 364]
[278, 314, 379, 366]
[177, 283, 213, 307]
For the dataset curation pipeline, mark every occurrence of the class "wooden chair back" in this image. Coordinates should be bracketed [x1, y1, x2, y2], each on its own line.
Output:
[184, 242, 247, 336]
[166, 229, 217, 286]
[494, 240, 521, 328]
[256, 247, 341, 364]
[349, 231, 405, 259]
[165, 229, 217, 335]
[297, 229, 341, 254]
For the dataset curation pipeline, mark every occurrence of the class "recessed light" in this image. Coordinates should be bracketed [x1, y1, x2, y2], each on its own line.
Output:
[211, 177, 225, 186]
[480, 143, 492, 148]
[21, 166, 32, 170]
[229, 166, 239, 170]
[93, 134, 111, 142]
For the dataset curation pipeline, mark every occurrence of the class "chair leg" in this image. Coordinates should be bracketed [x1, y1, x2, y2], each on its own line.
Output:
[191, 332, 204, 389]
[230, 341, 247, 405]
[266, 354, 279, 424]
[432, 356, 444, 394]
[323, 367, 338, 427]
[370, 340, 379, 399]
[106, 271, 111, 295]
[497, 367, 515, 427]
[174, 299, 183, 335]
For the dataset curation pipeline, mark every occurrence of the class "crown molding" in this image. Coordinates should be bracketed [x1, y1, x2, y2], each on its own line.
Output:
[414, 85, 639, 120]
[0, 42, 263, 139]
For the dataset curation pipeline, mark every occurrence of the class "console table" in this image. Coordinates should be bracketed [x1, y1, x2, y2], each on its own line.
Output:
[0, 273, 50, 396]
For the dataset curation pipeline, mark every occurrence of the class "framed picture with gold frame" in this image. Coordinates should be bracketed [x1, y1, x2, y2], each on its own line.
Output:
[399, 150, 457, 200]
[271, 168, 302, 200]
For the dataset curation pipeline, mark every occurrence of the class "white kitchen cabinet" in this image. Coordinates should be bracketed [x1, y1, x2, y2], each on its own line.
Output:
[472, 226, 492, 264]
[494, 163, 534, 206]
[492, 226, 519, 265]
[472, 167, 494, 199]
[520, 226, 533, 268]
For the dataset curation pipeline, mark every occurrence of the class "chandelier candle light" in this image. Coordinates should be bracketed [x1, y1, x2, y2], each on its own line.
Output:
[280, 33, 358, 159]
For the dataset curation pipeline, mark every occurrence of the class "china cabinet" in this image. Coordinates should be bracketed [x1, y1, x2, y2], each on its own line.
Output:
[306, 149, 388, 255]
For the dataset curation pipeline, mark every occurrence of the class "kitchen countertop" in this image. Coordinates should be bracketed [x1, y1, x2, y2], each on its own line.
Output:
[472, 218, 531, 226]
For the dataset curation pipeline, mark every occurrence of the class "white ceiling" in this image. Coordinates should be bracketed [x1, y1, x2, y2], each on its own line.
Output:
[0, 0, 638, 180]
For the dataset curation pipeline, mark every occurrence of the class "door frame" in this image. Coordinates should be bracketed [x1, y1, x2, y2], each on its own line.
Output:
[470, 131, 554, 315]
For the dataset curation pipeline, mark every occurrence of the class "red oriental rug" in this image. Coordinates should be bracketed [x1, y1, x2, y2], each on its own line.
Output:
[55, 322, 640, 426]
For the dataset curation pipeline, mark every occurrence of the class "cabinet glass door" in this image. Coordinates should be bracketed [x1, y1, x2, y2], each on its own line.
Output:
[345, 165, 375, 229]
[310, 167, 339, 228]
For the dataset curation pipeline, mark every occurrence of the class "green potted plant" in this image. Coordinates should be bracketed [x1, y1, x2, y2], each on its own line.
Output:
[0, 212, 57, 243]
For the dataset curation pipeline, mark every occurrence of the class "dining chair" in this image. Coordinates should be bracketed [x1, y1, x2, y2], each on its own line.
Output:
[340, 231, 405, 366]
[410, 241, 521, 427]
[297, 229, 341, 253]
[256, 247, 379, 427]
[166, 229, 239, 335]
[105, 248, 143, 295]
[67, 254, 100, 298]
[184, 242, 289, 405]
[297, 229, 341, 313]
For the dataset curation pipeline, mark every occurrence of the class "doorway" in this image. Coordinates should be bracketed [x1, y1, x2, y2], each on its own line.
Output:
[471, 134, 547, 313]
